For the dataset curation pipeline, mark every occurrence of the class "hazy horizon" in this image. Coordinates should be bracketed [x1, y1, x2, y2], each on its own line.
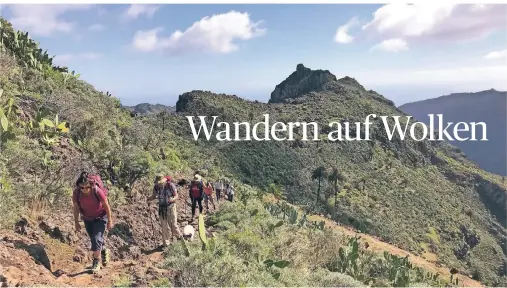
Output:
[120, 85, 507, 108]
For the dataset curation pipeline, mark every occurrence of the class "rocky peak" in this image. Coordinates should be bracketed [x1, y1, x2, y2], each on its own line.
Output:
[268, 64, 337, 103]
[337, 76, 365, 91]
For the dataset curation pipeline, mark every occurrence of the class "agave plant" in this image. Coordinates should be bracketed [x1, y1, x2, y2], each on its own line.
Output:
[263, 259, 290, 280]
[26, 106, 69, 146]
[0, 89, 19, 143]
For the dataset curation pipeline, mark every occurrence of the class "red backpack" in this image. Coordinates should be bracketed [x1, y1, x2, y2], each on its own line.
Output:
[204, 184, 212, 196]
[157, 176, 176, 206]
[190, 180, 203, 198]
[77, 174, 108, 205]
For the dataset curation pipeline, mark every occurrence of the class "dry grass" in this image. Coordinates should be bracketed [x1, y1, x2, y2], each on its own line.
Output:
[26, 200, 48, 222]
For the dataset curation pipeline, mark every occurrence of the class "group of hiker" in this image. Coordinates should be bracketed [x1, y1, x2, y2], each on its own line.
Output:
[72, 171, 235, 273]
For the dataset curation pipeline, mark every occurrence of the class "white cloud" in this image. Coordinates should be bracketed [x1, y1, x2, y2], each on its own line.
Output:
[131, 11, 266, 55]
[484, 49, 507, 60]
[4, 4, 94, 36]
[122, 4, 159, 21]
[340, 4, 507, 50]
[53, 52, 103, 65]
[334, 17, 359, 44]
[88, 23, 106, 32]
[371, 38, 408, 52]
[132, 27, 163, 52]
[361, 4, 506, 44]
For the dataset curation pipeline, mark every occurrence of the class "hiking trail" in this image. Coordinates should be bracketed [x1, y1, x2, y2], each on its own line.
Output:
[0, 184, 222, 287]
[0, 187, 483, 287]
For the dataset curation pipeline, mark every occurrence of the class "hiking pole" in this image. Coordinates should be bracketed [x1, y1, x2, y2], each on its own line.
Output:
[147, 201, 156, 239]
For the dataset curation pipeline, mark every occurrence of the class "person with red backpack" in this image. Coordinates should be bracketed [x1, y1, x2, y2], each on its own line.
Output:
[189, 174, 204, 220]
[73, 172, 113, 273]
[203, 181, 216, 212]
[147, 174, 183, 247]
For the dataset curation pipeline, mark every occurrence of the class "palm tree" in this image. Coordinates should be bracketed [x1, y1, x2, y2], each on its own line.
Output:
[268, 183, 283, 202]
[328, 167, 345, 208]
[311, 166, 327, 204]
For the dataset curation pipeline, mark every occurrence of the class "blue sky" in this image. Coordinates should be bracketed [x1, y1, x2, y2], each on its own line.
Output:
[0, 4, 506, 106]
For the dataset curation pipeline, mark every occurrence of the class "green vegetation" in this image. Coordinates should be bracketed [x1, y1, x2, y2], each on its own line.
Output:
[165, 190, 452, 286]
[0, 16, 506, 286]
[173, 85, 507, 284]
[113, 274, 134, 287]
[149, 278, 171, 288]
[0, 16, 213, 228]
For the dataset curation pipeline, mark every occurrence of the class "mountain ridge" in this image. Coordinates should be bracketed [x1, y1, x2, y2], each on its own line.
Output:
[124, 103, 176, 115]
[174, 64, 507, 285]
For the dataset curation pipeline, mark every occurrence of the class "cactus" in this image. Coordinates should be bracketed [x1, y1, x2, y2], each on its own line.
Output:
[180, 238, 190, 257]
[198, 214, 207, 250]
[298, 212, 308, 228]
[264, 259, 290, 280]
[450, 274, 460, 287]
[288, 208, 298, 224]
[268, 220, 284, 235]
[318, 220, 325, 230]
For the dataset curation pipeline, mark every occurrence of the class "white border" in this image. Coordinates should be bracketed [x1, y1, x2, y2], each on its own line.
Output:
[2, 0, 507, 4]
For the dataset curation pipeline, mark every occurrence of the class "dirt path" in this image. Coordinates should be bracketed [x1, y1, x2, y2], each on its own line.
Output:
[263, 196, 483, 287]
[307, 214, 483, 287]
[0, 191, 222, 287]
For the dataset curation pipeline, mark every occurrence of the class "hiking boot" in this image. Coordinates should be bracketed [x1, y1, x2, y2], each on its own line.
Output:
[101, 249, 110, 267]
[91, 258, 101, 273]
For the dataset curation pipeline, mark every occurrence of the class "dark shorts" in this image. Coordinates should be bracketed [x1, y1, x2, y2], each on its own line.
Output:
[84, 215, 107, 252]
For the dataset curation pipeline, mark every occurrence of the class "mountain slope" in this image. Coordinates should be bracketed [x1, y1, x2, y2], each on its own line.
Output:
[124, 103, 175, 116]
[0, 18, 453, 288]
[399, 90, 507, 176]
[174, 64, 507, 285]
[1, 16, 506, 287]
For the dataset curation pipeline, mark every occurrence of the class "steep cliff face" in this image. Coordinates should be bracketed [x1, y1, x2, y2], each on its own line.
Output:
[268, 64, 338, 103]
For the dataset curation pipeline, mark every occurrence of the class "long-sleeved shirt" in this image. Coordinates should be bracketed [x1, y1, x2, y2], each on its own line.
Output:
[152, 182, 178, 206]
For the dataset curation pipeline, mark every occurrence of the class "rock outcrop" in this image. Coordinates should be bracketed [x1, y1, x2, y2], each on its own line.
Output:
[268, 64, 338, 103]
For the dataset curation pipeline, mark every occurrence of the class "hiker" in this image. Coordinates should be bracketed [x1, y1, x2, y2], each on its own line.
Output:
[204, 181, 216, 211]
[147, 174, 183, 246]
[182, 225, 195, 241]
[189, 174, 204, 220]
[215, 180, 223, 202]
[224, 182, 230, 200]
[227, 184, 235, 202]
[73, 172, 113, 273]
